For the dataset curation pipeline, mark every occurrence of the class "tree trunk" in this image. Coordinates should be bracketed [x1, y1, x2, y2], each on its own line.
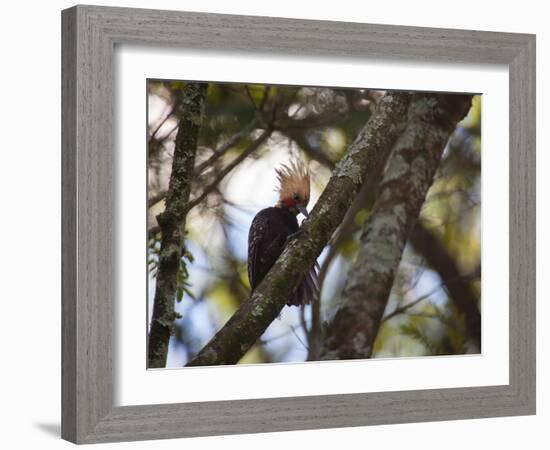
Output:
[321, 93, 472, 360]
[147, 82, 208, 368]
[187, 92, 410, 366]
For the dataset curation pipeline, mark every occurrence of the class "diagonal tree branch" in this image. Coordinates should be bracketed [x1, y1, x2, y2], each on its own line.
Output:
[409, 221, 481, 352]
[186, 92, 410, 366]
[321, 93, 473, 361]
[148, 104, 175, 144]
[186, 128, 273, 211]
[147, 190, 168, 208]
[148, 120, 259, 208]
[147, 128, 273, 238]
[194, 120, 258, 175]
[147, 82, 208, 368]
[280, 128, 336, 169]
[382, 281, 449, 322]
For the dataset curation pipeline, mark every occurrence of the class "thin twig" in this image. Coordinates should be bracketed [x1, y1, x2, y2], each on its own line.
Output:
[148, 105, 175, 143]
[195, 121, 257, 174]
[290, 326, 310, 352]
[148, 191, 167, 208]
[147, 121, 261, 208]
[382, 286, 442, 322]
[258, 323, 304, 346]
[186, 128, 273, 211]
[382, 272, 474, 322]
[158, 123, 179, 143]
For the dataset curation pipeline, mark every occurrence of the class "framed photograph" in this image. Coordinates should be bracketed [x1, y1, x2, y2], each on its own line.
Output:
[62, 5, 535, 444]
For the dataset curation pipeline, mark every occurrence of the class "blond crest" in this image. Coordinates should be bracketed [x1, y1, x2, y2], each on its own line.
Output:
[275, 159, 310, 206]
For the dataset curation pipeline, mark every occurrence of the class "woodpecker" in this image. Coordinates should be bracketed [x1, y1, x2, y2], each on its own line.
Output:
[247, 160, 319, 306]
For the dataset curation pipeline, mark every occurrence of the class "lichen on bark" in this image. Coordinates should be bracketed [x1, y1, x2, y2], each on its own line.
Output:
[147, 82, 208, 368]
[187, 92, 410, 366]
[321, 93, 473, 361]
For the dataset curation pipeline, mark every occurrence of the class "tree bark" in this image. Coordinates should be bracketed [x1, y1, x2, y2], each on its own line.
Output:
[187, 92, 410, 366]
[147, 82, 208, 368]
[409, 221, 481, 352]
[321, 93, 473, 361]
[307, 141, 387, 360]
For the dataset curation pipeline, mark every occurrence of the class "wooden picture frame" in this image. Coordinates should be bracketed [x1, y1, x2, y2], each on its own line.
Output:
[61, 5, 536, 444]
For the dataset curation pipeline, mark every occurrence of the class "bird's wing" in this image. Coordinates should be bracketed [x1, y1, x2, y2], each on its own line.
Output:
[248, 213, 269, 290]
[248, 211, 290, 290]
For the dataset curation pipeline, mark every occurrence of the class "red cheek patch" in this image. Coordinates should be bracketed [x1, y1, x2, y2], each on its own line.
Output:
[282, 198, 296, 208]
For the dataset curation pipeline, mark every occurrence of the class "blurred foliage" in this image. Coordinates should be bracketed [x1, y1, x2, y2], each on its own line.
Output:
[147, 80, 482, 366]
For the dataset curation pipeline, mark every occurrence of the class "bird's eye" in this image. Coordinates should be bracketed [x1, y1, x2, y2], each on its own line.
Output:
[293, 192, 299, 201]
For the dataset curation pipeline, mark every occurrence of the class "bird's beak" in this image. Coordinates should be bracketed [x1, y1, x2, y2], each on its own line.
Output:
[297, 204, 309, 218]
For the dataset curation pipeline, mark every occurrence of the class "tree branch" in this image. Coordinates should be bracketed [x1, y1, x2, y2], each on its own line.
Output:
[186, 92, 410, 366]
[148, 104, 175, 144]
[194, 120, 258, 174]
[382, 281, 448, 322]
[280, 128, 336, 169]
[147, 82, 208, 368]
[321, 93, 473, 361]
[409, 221, 481, 352]
[147, 190, 167, 208]
[147, 121, 260, 208]
[307, 152, 383, 360]
[147, 128, 272, 240]
[186, 128, 273, 211]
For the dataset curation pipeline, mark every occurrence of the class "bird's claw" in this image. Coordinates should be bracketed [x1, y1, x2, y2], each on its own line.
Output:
[285, 229, 303, 246]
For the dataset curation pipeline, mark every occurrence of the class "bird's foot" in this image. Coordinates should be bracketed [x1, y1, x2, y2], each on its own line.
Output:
[285, 229, 303, 246]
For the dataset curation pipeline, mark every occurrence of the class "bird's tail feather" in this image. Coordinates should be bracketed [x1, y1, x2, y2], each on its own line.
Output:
[287, 263, 320, 306]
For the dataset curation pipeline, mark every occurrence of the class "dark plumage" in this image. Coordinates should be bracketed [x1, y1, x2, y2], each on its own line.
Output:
[248, 159, 319, 306]
[248, 207, 319, 306]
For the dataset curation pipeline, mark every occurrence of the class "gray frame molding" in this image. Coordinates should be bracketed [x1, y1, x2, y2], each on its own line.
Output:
[62, 5, 536, 444]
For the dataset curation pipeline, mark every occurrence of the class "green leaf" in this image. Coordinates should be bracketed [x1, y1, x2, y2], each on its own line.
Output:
[183, 285, 196, 300]
[183, 250, 194, 263]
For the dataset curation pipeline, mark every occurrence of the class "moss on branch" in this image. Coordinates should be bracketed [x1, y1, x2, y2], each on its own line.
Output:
[147, 82, 208, 368]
